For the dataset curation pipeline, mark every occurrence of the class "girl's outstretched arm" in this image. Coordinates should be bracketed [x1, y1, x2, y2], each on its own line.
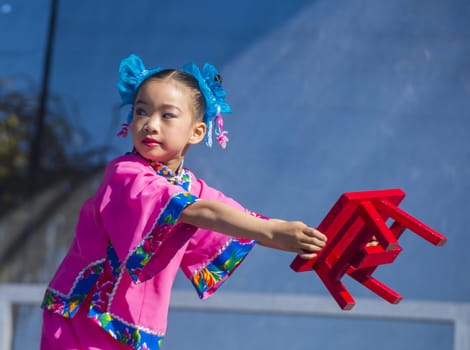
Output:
[180, 199, 327, 259]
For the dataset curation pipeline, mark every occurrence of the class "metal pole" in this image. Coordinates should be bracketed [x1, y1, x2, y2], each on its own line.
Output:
[28, 0, 59, 197]
[0, 301, 12, 350]
[454, 319, 470, 350]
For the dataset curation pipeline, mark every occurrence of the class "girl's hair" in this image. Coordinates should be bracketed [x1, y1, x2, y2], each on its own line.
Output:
[139, 69, 206, 122]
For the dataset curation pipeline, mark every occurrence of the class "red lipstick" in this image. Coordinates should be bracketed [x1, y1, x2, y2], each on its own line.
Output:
[142, 137, 161, 147]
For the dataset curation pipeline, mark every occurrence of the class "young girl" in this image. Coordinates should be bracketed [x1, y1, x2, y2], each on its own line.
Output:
[40, 54, 327, 350]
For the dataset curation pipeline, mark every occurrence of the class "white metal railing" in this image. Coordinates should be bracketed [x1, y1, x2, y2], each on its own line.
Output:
[1, 284, 469, 350]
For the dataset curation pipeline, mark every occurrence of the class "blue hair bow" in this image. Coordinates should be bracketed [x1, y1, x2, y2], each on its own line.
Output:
[182, 62, 231, 147]
[116, 54, 162, 123]
[116, 54, 231, 148]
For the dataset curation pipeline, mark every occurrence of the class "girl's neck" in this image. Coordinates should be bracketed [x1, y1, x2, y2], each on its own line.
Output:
[130, 149, 184, 177]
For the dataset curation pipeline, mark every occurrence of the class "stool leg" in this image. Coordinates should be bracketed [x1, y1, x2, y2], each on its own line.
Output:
[375, 199, 447, 246]
[349, 267, 402, 304]
[317, 264, 356, 310]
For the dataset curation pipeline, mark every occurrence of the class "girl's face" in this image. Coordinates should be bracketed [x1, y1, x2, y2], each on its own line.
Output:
[130, 78, 206, 171]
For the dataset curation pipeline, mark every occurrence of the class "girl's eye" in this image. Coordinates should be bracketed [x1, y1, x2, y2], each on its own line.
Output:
[162, 113, 176, 120]
[135, 108, 147, 116]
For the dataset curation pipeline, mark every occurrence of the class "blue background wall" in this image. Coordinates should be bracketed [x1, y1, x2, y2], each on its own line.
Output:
[1, 0, 469, 349]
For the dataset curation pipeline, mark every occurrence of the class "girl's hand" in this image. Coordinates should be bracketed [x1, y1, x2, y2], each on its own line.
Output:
[263, 219, 327, 260]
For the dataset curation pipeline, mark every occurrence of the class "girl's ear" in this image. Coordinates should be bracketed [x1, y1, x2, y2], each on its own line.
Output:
[189, 121, 206, 145]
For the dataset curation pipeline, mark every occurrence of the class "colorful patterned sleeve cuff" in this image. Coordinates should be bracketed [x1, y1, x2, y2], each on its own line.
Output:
[191, 238, 256, 299]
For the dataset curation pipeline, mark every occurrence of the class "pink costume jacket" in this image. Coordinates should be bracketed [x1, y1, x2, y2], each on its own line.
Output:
[41, 154, 259, 349]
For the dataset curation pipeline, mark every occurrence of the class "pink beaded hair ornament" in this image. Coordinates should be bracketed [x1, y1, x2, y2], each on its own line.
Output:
[116, 54, 231, 148]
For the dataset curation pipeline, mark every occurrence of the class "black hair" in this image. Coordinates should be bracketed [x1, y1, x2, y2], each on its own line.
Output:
[138, 69, 206, 121]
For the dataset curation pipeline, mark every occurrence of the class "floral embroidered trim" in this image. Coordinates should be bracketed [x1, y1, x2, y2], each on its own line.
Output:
[85, 245, 164, 350]
[129, 151, 192, 191]
[125, 192, 198, 283]
[191, 238, 256, 299]
[41, 259, 105, 317]
[157, 192, 197, 225]
[90, 244, 122, 314]
[89, 308, 164, 350]
[150, 161, 191, 191]
[157, 164, 187, 185]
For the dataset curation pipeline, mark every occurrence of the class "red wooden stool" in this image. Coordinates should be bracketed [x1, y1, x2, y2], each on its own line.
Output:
[290, 189, 447, 310]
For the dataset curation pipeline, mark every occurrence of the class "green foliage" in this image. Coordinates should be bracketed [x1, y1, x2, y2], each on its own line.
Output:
[0, 78, 111, 215]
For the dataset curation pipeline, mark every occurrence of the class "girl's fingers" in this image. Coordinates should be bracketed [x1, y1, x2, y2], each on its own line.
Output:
[300, 235, 327, 248]
[299, 241, 323, 252]
[298, 227, 328, 254]
[287, 224, 328, 258]
[300, 239, 326, 251]
[304, 227, 327, 242]
[315, 230, 327, 242]
[298, 251, 317, 260]
[366, 236, 379, 247]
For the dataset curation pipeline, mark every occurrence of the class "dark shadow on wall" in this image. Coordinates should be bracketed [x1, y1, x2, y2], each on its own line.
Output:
[0, 78, 111, 271]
